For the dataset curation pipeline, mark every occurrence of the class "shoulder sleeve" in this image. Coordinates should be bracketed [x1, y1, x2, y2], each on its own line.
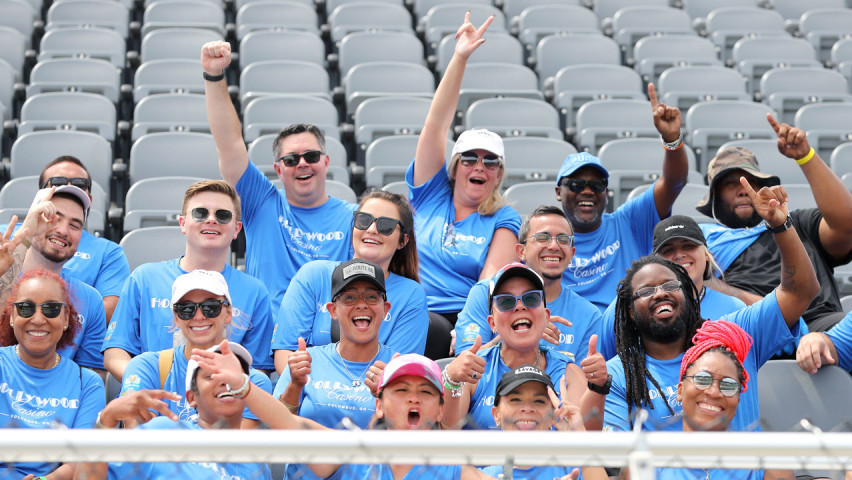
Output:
[617, 179, 662, 250]
[235, 161, 279, 226]
[73, 287, 107, 369]
[454, 282, 494, 355]
[825, 313, 852, 370]
[272, 263, 323, 351]
[493, 206, 522, 235]
[120, 353, 161, 395]
[598, 300, 618, 361]
[93, 241, 131, 297]
[74, 369, 107, 428]
[405, 159, 451, 208]
[792, 209, 852, 268]
[721, 290, 795, 367]
[383, 279, 428, 355]
[102, 270, 144, 355]
[603, 358, 630, 432]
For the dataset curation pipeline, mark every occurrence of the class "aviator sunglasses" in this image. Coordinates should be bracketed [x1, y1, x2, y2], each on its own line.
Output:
[353, 211, 405, 236]
[173, 299, 229, 320]
[492, 290, 544, 312]
[278, 150, 324, 168]
[191, 207, 234, 224]
[684, 371, 741, 397]
[459, 151, 501, 170]
[13, 302, 65, 318]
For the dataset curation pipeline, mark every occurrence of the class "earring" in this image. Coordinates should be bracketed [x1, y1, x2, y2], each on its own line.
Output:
[63, 324, 68, 330]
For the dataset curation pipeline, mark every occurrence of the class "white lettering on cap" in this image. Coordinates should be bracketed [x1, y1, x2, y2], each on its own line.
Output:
[664, 225, 685, 232]
[342, 263, 375, 279]
[514, 366, 541, 375]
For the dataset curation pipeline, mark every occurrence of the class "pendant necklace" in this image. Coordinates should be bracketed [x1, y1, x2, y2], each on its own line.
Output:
[337, 343, 379, 387]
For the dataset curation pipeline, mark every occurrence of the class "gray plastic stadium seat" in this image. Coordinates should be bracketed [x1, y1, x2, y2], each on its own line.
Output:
[10, 131, 113, 194]
[611, 6, 695, 65]
[657, 66, 750, 114]
[325, 0, 401, 16]
[0, 60, 14, 121]
[515, 5, 599, 53]
[27, 58, 121, 103]
[627, 182, 717, 224]
[337, 31, 424, 79]
[592, 0, 667, 29]
[0, 26, 27, 81]
[239, 60, 330, 111]
[237, 0, 313, 9]
[464, 97, 562, 141]
[770, 0, 846, 36]
[123, 176, 203, 232]
[421, 4, 505, 55]
[45, 0, 130, 38]
[131, 93, 209, 141]
[329, 1, 413, 44]
[128, 132, 221, 184]
[246, 134, 350, 184]
[717, 139, 807, 185]
[141, 0, 226, 37]
[501, 137, 577, 189]
[381, 181, 409, 197]
[412, 0, 491, 24]
[0, 175, 108, 215]
[841, 294, 852, 313]
[242, 96, 340, 142]
[705, 7, 788, 65]
[235, 0, 319, 41]
[552, 64, 645, 133]
[238, 30, 326, 69]
[435, 31, 522, 77]
[0, 0, 37, 44]
[38, 27, 126, 68]
[732, 37, 820, 97]
[457, 63, 543, 124]
[503, 0, 583, 25]
[364, 135, 452, 187]
[272, 178, 357, 203]
[133, 59, 205, 103]
[141, 28, 224, 63]
[354, 96, 431, 156]
[800, 8, 852, 64]
[18, 92, 117, 141]
[574, 99, 658, 155]
[633, 36, 721, 87]
[761, 68, 852, 124]
[830, 142, 852, 177]
[120, 226, 188, 271]
[343, 61, 434, 117]
[534, 34, 620, 91]
[681, 0, 759, 28]
[832, 39, 852, 83]
[503, 181, 555, 219]
[685, 100, 778, 172]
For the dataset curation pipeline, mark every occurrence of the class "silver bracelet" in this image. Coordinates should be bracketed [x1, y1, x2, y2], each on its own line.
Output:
[661, 131, 684, 151]
[225, 373, 250, 398]
[442, 368, 465, 397]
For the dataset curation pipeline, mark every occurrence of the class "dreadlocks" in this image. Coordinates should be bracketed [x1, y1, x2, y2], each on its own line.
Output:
[613, 256, 704, 427]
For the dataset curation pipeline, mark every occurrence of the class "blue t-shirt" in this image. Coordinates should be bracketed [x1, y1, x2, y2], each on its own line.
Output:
[236, 161, 356, 314]
[826, 311, 852, 370]
[64, 230, 130, 298]
[0, 346, 105, 479]
[656, 468, 763, 479]
[455, 279, 602, 363]
[61, 272, 107, 370]
[480, 465, 580, 480]
[271, 260, 428, 355]
[107, 418, 272, 480]
[119, 344, 272, 422]
[102, 258, 274, 370]
[405, 162, 521, 313]
[562, 182, 661, 312]
[603, 291, 797, 433]
[699, 223, 766, 272]
[468, 344, 572, 430]
[598, 287, 747, 361]
[329, 463, 463, 480]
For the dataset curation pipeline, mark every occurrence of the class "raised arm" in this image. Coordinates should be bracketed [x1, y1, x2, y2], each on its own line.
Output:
[740, 178, 819, 327]
[201, 41, 249, 186]
[412, 13, 493, 187]
[767, 114, 852, 261]
[649, 83, 689, 219]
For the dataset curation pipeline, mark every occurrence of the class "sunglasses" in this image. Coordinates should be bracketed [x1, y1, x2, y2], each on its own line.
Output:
[492, 290, 544, 312]
[526, 232, 574, 246]
[172, 299, 229, 320]
[560, 179, 608, 194]
[190, 207, 233, 224]
[13, 301, 65, 319]
[334, 290, 385, 306]
[278, 150, 324, 168]
[684, 371, 741, 397]
[459, 151, 501, 170]
[353, 211, 404, 236]
[43, 176, 91, 191]
[633, 280, 681, 300]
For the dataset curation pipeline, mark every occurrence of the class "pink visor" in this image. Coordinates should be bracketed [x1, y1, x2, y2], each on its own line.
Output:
[378, 354, 443, 395]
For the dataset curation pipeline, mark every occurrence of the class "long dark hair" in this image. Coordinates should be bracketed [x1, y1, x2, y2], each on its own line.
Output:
[357, 189, 419, 283]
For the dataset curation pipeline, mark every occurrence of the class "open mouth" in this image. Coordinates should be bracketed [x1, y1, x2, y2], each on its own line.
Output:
[27, 330, 49, 337]
[697, 402, 722, 414]
[514, 419, 539, 431]
[511, 319, 532, 332]
[407, 409, 421, 429]
[48, 236, 69, 248]
[362, 238, 381, 245]
[200, 229, 220, 235]
[469, 177, 486, 185]
[541, 255, 562, 264]
[352, 315, 371, 330]
[295, 172, 314, 181]
[190, 325, 213, 333]
[652, 302, 674, 319]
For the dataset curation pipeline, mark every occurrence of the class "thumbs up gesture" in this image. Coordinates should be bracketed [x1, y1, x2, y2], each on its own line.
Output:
[289, 337, 312, 387]
[446, 335, 487, 386]
[580, 335, 607, 389]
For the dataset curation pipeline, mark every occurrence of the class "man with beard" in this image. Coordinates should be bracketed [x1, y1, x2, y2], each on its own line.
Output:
[602, 176, 818, 433]
[697, 115, 852, 332]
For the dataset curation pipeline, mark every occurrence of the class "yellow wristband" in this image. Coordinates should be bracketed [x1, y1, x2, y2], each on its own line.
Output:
[795, 147, 815, 166]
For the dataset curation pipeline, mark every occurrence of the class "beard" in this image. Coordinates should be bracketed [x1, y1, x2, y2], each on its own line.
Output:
[32, 235, 75, 264]
[633, 308, 687, 344]
[713, 197, 762, 229]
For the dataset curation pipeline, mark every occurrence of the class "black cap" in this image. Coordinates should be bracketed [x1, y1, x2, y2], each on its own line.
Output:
[494, 364, 555, 406]
[330, 259, 386, 300]
[653, 215, 707, 254]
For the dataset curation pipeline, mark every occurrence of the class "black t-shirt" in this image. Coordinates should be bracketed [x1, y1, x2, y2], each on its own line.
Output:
[724, 209, 852, 324]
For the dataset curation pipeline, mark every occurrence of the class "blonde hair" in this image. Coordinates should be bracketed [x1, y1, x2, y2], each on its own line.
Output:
[447, 153, 506, 216]
[702, 245, 723, 281]
[181, 180, 242, 223]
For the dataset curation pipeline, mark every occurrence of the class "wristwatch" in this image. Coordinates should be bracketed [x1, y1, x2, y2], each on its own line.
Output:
[763, 214, 793, 234]
[588, 374, 612, 395]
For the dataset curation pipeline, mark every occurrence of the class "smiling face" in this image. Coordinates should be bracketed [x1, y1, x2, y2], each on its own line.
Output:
[555, 166, 608, 233]
[174, 290, 231, 350]
[487, 277, 549, 351]
[629, 263, 688, 345]
[375, 375, 443, 430]
[713, 170, 763, 229]
[186, 364, 245, 427]
[492, 381, 554, 431]
[31, 196, 85, 265]
[352, 198, 408, 269]
[11, 276, 68, 363]
[678, 351, 741, 432]
[180, 191, 242, 252]
[655, 238, 708, 288]
[272, 132, 330, 208]
[451, 148, 504, 209]
[519, 214, 575, 281]
[327, 280, 389, 347]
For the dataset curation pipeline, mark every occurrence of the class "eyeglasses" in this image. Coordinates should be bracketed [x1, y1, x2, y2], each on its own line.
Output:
[278, 150, 324, 168]
[353, 211, 405, 236]
[43, 176, 91, 191]
[684, 371, 741, 397]
[632, 280, 681, 300]
[525, 232, 574, 246]
[492, 290, 544, 312]
[458, 151, 502, 170]
[172, 299, 229, 320]
[190, 207, 234, 224]
[334, 290, 385, 306]
[560, 179, 608, 194]
[13, 302, 65, 319]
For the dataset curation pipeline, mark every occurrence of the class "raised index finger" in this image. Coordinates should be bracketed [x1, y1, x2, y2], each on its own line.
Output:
[547, 386, 561, 409]
[3, 217, 17, 241]
[766, 113, 782, 134]
[476, 14, 494, 36]
[739, 176, 759, 200]
[648, 83, 659, 111]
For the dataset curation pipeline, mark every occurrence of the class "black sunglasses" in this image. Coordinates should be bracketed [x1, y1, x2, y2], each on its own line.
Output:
[13, 301, 65, 319]
[459, 151, 501, 170]
[353, 211, 404, 236]
[278, 150, 324, 168]
[43, 176, 91, 191]
[560, 179, 608, 194]
[190, 207, 233, 224]
[172, 299, 229, 320]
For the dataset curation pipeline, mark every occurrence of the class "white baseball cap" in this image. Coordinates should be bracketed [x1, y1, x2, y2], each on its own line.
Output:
[451, 129, 504, 159]
[31, 185, 91, 222]
[171, 269, 232, 305]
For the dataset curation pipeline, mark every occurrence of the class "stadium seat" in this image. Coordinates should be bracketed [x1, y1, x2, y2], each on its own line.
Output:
[574, 99, 658, 155]
[128, 132, 220, 184]
[552, 64, 645, 135]
[38, 27, 126, 68]
[421, 4, 505, 55]
[831, 38, 852, 84]
[246, 134, 350, 184]
[235, 0, 319, 41]
[243, 96, 340, 142]
[503, 181, 556, 219]
[342, 61, 434, 118]
[324, 0, 401, 16]
[0, 0, 37, 45]
[336, 31, 424, 79]
[237, 0, 312, 9]
[717, 139, 807, 185]
[611, 6, 695, 65]
[141, 0, 226, 37]
[705, 7, 788, 65]
[633, 35, 722, 87]
[760, 68, 852, 124]
[18, 92, 117, 141]
[794, 103, 852, 161]
[140, 28, 224, 63]
[412, 0, 491, 24]
[133, 59, 205, 103]
[353, 96, 432, 158]
[463, 97, 562, 141]
[27, 58, 121, 103]
[45, 0, 130, 38]
[842, 294, 852, 313]
[364, 135, 452, 187]
[501, 137, 577, 189]
[681, 0, 759, 31]
[627, 182, 717, 224]
[435, 31, 522, 77]
[122, 176, 203, 232]
[0, 26, 27, 81]
[131, 93, 209, 141]
[238, 30, 326, 69]
[656, 66, 750, 115]
[515, 5, 599, 53]
[830, 142, 852, 177]
[0, 60, 15, 121]
[732, 37, 821, 97]
[239, 60, 330, 111]
[592, 0, 668, 32]
[534, 34, 620, 91]
[502, 0, 583, 25]
[685, 100, 778, 171]
[799, 8, 852, 64]
[769, 0, 846, 33]
[119, 226, 188, 271]
[329, 1, 413, 45]
[0, 175, 108, 216]
[456, 63, 543, 124]
[381, 180, 409, 197]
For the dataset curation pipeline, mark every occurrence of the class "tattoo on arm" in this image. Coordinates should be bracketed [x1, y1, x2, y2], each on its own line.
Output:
[781, 265, 797, 290]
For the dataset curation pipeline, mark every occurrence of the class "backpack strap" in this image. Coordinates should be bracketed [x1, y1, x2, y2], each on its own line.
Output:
[158, 348, 174, 390]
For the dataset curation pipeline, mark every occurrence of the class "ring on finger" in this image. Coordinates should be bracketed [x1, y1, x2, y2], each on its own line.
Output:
[590, 372, 594, 378]
[368, 372, 375, 380]
[472, 372, 478, 379]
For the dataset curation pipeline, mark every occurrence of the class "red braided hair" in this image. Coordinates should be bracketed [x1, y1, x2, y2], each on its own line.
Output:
[680, 320, 753, 393]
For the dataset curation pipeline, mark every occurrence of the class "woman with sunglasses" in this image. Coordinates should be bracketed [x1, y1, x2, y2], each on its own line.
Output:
[0, 269, 106, 479]
[271, 189, 428, 373]
[406, 13, 521, 325]
[118, 269, 271, 428]
[441, 263, 589, 430]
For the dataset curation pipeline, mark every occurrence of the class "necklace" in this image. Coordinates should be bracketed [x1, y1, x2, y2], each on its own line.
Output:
[337, 343, 380, 387]
[499, 345, 541, 369]
[16, 345, 60, 369]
